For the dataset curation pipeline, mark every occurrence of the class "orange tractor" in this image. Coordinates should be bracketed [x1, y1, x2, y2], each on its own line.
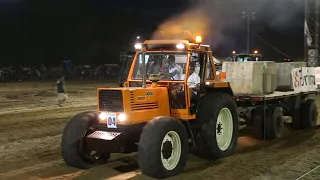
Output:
[61, 31, 318, 179]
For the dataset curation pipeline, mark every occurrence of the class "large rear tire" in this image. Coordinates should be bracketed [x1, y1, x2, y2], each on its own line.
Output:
[253, 106, 284, 140]
[138, 117, 188, 179]
[291, 106, 302, 130]
[195, 93, 238, 160]
[291, 99, 318, 129]
[61, 111, 110, 169]
[301, 99, 318, 128]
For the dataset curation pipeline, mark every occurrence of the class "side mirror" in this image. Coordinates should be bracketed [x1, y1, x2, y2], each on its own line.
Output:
[118, 54, 134, 87]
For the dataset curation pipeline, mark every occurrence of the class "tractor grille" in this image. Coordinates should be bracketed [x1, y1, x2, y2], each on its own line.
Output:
[130, 91, 159, 111]
[98, 90, 123, 112]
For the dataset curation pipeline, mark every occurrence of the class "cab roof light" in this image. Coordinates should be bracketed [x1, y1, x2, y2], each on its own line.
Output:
[195, 36, 202, 44]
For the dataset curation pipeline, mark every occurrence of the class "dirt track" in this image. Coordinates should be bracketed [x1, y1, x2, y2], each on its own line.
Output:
[0, 81, 320, 180]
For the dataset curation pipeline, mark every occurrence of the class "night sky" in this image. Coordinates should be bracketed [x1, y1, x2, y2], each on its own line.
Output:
[0, 0, 305, 66]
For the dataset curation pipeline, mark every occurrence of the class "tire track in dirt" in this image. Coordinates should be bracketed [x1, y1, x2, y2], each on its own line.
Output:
[297, 165, 320, 180]
[0, 106, 96, 144]
[0, 104, 98, 178]
[15, 128, 318, 180]
[0, 153, 137, 180]
[0, 106, 96, 125]
[0, 81, 115, 179]
[251, 146, 320, 180]
[0, 98, 96, 116]
[0, 135, 62, 174]
[2, 128, 320, 180]
[0, 117, 68, 144]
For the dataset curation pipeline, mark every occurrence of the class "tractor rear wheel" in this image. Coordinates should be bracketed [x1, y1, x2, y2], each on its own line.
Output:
[195, 93, 238, 160]
[301, 99, 318, 128]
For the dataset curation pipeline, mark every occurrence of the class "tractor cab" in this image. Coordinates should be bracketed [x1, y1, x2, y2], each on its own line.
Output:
[231, 50, 262, 62]
[118, 31, 230, 118]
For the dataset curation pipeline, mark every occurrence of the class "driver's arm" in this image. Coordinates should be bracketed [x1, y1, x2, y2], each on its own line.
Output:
[189, 74, 201, 91]
[192, 84, 200, 91]
[169, 67, 178, 77]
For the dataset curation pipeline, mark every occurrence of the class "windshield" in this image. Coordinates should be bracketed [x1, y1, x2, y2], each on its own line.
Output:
[131, 52, 188, 81]
[236, 55, 252, 62]
[236, 55, 260, 62]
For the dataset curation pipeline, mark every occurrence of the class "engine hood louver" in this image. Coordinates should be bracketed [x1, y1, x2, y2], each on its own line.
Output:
[130, 91, 158, 111]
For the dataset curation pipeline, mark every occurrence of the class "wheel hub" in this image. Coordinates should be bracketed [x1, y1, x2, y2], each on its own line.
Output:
[217, 122, 223, 135]
[216, 108, 234, 151]
[161, 131, 182, 171]
[161, 141, 173, 159]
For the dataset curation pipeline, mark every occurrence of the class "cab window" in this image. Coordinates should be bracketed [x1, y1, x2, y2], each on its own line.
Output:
[205, 54, 214, 80]
[131, 52, 188, 81]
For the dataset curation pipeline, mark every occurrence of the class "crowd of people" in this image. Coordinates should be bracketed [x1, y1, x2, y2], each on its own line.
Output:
[0, 64, 120, 83]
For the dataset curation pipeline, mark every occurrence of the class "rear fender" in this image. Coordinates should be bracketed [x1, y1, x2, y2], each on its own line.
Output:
[203, 86, 234, 97]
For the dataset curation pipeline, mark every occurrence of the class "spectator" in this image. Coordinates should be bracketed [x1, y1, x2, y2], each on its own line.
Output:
[57, 75, 68, 107]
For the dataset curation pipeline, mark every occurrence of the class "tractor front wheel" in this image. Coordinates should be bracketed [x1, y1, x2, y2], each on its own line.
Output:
[138, 116, 188, 179]
[61, 111, 110, 169]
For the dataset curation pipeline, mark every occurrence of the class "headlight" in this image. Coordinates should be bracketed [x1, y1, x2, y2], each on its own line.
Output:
[176, 43, 185, 49]
[134, 43, 142, 50]
[118, 113, 127, 122]
[99, 112, 107, 120]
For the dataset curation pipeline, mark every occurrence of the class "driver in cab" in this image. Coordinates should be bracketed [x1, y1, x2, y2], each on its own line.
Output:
[167, 55, 183, 80]
[173, 62, 200, 102]
[184, 62, 200, 101]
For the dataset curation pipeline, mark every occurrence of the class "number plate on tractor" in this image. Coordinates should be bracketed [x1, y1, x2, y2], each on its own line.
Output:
[107, 112, 117, 128]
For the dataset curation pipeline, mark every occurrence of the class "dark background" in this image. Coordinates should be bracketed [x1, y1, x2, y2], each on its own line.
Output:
[0, 0, 305, 66]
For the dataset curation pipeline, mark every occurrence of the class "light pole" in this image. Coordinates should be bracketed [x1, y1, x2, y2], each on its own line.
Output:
[242, 12, 256, 54]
